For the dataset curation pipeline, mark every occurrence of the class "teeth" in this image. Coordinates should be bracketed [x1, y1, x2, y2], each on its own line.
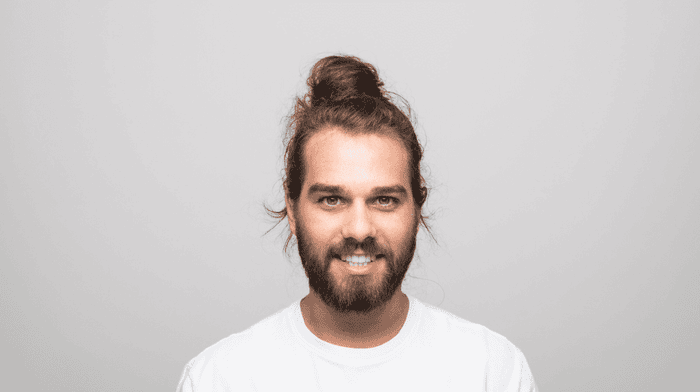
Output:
[343, 255, 372, 266]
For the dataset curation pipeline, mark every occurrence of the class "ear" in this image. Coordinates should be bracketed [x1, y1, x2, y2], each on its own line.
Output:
[286, 195, 297, 236]
[413, 206, 421, 232]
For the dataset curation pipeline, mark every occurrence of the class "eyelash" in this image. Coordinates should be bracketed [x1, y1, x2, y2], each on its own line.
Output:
[319, 196, 399, 208]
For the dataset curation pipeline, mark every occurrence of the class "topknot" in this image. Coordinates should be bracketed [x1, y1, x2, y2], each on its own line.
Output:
[307, 56, 386, 106]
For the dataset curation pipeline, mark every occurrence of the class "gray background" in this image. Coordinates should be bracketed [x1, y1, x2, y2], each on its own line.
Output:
[2, 1, 698, 391]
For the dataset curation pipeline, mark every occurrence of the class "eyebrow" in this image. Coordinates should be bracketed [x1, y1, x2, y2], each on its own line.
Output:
[307, 183, 408, 197]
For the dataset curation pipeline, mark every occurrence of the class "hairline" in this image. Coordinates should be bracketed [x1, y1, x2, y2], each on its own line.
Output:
[292, 125, 417, 201]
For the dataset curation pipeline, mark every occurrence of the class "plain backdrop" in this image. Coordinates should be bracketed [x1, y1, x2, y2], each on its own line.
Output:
[1, 1, 698, 391]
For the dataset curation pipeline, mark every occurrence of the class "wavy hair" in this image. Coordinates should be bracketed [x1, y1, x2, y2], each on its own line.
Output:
[266, 55, 433, 253]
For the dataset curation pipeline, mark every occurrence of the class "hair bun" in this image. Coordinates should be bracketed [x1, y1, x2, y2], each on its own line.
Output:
[308, 55, 385, 106]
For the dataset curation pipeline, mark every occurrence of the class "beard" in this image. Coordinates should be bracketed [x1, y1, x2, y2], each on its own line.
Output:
[295, 221, 418, 314]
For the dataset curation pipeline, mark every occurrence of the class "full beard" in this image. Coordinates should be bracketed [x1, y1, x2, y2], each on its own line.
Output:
[296, 224, 417, 314]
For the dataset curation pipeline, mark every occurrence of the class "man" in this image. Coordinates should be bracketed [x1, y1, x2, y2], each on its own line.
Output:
[177, 55, 538, 391]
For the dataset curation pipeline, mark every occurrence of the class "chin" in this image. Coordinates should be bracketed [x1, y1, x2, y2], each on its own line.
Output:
[320, 275, 393, 313]
[294, 223, 417, 314]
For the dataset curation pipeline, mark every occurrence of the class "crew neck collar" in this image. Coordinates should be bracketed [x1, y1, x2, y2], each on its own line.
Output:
[288, 294, 422, 367]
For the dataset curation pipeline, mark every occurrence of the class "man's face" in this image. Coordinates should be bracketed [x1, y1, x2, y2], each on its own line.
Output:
[287, 128, 419, 314]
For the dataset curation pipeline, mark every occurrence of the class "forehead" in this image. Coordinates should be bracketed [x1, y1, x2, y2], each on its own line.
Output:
[302, 128, 410, 191]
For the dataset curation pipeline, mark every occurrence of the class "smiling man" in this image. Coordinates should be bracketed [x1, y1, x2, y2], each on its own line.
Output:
[177, 55, 538, 391]
[292, 129, 417, 349]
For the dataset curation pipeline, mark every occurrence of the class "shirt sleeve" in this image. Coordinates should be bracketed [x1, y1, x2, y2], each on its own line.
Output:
[510, 346, 538, 392]
[176, 360, 195, 392]
[175, 352, 258, 392]
[484, 330, 539, 392]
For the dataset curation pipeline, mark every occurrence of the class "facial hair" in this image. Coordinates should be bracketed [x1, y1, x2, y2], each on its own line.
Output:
[295, 221, 418, 314]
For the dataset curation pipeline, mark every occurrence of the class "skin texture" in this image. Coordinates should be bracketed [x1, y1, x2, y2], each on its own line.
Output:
[286, 127, 420, 348]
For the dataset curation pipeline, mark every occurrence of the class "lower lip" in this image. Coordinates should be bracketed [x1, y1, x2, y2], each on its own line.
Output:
[334, 257, 382, 274]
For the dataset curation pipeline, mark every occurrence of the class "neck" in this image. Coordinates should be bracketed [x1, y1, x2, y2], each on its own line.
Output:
[300, 289, 410, 348]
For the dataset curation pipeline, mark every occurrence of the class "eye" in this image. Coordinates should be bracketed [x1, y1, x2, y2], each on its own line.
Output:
[376, 197, 397, 208]
[321, 196, 341, 207]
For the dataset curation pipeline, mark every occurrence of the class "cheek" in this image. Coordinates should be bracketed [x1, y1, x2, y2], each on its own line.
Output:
[381, 207, 417, 234]
[299, 208, 341, 242]
[371, 226, 404, 253]
[302, 208, 334, 230]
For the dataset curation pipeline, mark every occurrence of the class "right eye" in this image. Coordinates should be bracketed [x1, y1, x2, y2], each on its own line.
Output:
[321, 196, 341, 207]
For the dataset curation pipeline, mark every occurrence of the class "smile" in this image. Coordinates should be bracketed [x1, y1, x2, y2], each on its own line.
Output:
[341, 255, 375, 267]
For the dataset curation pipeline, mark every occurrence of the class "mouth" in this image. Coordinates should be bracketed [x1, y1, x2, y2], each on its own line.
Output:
[334, 254, 384, 267]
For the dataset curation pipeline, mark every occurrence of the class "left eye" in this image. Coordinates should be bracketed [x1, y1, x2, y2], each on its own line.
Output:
[323, 197, 341, 206]
[377, 197, 394, 206]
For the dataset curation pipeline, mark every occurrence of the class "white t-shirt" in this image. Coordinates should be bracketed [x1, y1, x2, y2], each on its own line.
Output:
[177, 295, 538, 391]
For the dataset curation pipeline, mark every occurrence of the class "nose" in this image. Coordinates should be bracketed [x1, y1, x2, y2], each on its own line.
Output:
[341, 202, 377, 242]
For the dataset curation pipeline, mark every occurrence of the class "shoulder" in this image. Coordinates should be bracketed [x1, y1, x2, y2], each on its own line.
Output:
[177, 304, 294, 391]
[416, 299, 513, 348]
[195, 305, 289, 362]
[414, 299, 537, 392]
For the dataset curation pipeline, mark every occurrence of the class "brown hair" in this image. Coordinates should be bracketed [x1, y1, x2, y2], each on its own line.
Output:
[267, 55, 432, 252]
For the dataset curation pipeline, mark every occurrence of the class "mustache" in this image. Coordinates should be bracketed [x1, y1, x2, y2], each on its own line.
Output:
[328, 237, 385, 258]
